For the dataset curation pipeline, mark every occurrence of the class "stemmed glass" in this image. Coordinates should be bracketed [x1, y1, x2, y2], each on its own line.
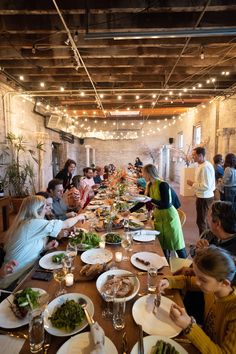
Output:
[121, 233, 133, 261]
[53, 267, 68, 297]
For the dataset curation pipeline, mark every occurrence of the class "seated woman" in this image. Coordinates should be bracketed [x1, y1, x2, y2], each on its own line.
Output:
[64, 175, 90, 210]
[159, 246, 236, 354]
[0, 195, 85, 289]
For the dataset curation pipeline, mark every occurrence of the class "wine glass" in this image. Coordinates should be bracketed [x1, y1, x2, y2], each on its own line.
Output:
[121, 233, 132, 261]
[53, 267, 68, 296]
[101, 282, 119, 319]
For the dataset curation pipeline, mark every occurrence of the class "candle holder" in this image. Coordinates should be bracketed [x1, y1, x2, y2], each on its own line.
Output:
[65, 273, 74, 287]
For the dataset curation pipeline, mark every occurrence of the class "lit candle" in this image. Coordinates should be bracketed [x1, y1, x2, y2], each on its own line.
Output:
[65, 273, 74, 287]
[99, 235, 106, 249]
[115, 252, 122, 262]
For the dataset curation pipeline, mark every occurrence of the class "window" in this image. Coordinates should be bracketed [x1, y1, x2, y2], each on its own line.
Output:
[177, 131, 184, 149]
[193, 125, 201, 145]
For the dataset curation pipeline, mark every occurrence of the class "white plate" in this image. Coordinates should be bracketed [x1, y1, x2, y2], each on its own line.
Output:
[130, 335, 188, 354]
[0, 288, 47, 329]
[44, 293, 94, 337]
[81, 249, 113, 264]
[131, 252, 168, 271]
[96, 269, 140, 302]
[57, 331, 118, 354]
[39, 251, 66, 270]
[132, 233, 156, 242]
[130, 196, 151, 203]
[132, 295, 182, 338]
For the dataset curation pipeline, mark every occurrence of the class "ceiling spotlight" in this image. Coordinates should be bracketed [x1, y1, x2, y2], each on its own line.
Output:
[165, 97, 168, 101]
[139, 105, 143, 108]
[80, 91, 85, 96]
[60, 87, 64, 91]
[211, 78, 216, 83]
[100, 94, 104, 98]
[206, 79, 210, 84]
[178, 93, 182, 96]
[183, 88, 187, 92]
[32, 45, 36, 54]
[225, 71, 230, 75]
[198, 83, 202, 88]
[19, 75, 24, 81]
[192, 86, 196, 90]
[169, 91, 173, 95]
[135, 95, 140, 100]
[152, 94, 156, 98]
[151, 102, 155, 106]
[40, 82, 45, 87]
[118, 95, 122, 100]
[65, 38, 70, 46]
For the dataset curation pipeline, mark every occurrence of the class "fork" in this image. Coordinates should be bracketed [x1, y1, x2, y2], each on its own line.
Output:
[152, 293, 161, 315]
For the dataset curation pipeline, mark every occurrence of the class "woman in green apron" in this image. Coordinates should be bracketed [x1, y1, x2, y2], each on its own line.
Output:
[131, 164, 186, 259]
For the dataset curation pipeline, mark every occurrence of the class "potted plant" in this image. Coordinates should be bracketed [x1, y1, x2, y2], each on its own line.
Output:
[3, 132, 45, 213]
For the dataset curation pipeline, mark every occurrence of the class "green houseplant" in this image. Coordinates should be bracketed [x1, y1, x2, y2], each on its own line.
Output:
[3, 132, 45, 212]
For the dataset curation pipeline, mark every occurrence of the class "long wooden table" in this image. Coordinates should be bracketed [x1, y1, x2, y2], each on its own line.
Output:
[13, 230, 200, 354]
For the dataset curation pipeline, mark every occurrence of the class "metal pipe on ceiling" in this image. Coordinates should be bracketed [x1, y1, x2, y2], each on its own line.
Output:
[85, 28, 236, 40]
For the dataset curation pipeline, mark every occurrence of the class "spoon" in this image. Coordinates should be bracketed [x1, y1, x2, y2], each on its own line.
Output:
[78, 298, 95, 325]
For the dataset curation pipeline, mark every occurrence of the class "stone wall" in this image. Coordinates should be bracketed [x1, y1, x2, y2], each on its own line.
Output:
[0, 80, 236, 188]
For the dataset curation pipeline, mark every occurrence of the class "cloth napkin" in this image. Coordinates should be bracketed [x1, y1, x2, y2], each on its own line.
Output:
[90, 322, 105, 354]
[0, 335, 25, 354]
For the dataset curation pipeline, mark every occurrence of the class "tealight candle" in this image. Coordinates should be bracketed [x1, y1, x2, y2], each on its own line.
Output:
[115, 251, 122, 262]
[65, 273, 74, 287]
[99, 235, 106, 249]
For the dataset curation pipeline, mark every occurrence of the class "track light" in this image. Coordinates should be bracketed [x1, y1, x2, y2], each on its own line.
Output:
[200, 46, 205, 60]
[32, 45, 36, 54]
[74, 31, 79, 42]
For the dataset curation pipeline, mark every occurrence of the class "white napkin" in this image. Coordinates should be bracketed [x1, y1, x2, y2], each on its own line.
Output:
[90, 322, 105, 354]
[0, 335, 25, 354]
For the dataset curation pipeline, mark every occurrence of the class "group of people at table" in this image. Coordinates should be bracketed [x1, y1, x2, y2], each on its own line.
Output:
[0, 153, 235, 354]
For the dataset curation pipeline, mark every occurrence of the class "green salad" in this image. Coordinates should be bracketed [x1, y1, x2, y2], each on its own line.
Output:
[49, 300, 85, 331]
[52, 253, 65, 263]
[70, 229, 100, 249]
[15, 288, 40, 308]
[151, 340, 180, 354]
[105, 233, 121, 244]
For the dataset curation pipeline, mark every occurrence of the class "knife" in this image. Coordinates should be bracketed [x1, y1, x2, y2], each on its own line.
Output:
[138, 324, 144, 354]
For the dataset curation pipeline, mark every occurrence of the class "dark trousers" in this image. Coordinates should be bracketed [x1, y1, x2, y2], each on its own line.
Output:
[196, 197, 214, 235]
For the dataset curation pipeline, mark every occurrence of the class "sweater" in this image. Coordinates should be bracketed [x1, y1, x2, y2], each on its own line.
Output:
[167, 275, 236, 354]
[193, 161, 215, 198]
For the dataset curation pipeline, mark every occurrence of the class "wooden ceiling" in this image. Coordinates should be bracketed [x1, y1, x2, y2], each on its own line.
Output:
[1, 0, 236, 120]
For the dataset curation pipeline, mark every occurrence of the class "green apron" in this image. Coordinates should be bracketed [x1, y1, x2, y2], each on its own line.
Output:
[149, 179, 185, 251]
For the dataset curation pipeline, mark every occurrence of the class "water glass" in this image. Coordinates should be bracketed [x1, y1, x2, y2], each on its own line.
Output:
[29, 308, 44, 353]
[147, 266, 158, 292]
[113, 300, 126, 330]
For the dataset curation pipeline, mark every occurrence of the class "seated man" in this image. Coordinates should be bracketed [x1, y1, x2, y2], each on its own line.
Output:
[81, 167, 98, 200]
[195, 200, 236, 256]
[47, 179, 77, 220]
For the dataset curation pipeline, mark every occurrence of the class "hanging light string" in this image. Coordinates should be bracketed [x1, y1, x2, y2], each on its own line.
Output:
[52, 0, 105, 115]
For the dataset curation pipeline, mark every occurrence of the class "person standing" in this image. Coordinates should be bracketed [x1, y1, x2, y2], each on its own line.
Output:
[221, 153, 236, 204]
[187, 147, 215, 235]
[55, 159, 76, 191]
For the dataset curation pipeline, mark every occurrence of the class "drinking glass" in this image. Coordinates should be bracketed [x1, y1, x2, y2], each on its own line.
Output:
[113, 299, 126, 330]
[121, 233, 132, 261]
[101, 291, 114, 319]
[123, 217, 130, 232]
[66, 242, 77, 269]
[29, 308, 44, 353]
[147, 265, 158, 292]
[53, 267, 68, 296]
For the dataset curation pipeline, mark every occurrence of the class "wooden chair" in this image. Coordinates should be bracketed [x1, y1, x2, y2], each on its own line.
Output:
[177, 208, 186, 227]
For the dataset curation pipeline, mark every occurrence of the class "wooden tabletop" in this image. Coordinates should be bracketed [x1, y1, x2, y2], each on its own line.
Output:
[12, 226, 200, 354]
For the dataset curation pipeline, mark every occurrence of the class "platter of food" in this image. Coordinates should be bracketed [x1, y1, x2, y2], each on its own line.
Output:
[96, 269, 140, 302]
[131, 252, 168, 271]
[70, 229, 100, 251]
[128, 220, 144, 231]
[130, 335, 188, 354]
[44, 293, 94, 337]
[104, 232, 122, 245]
[0, 287, 47, 328]
[39, 251, 67, 270]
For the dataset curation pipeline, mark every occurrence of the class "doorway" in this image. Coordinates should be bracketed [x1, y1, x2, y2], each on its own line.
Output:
[52, 142, 61, 177]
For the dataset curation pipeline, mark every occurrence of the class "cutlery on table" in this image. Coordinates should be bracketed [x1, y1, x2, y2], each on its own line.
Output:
[122, 331, 128, 354]
[78, 297, 95, 325]
[138, 324, 144, 354]
[152, 293, 161, 315]
[0, 329, 28, 340]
